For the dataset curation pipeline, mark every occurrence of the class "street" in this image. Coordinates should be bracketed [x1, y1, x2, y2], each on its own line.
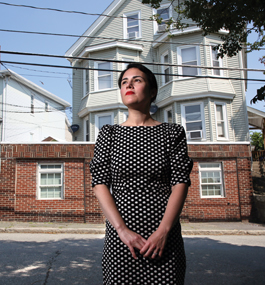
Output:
[0, 234, 264, 285]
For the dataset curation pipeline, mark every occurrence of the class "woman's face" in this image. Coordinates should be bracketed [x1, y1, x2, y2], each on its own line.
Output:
[120, 68, 153, 108]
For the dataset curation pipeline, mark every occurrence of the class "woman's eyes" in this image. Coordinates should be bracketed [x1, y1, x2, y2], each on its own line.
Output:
[121, 78, 142, 85]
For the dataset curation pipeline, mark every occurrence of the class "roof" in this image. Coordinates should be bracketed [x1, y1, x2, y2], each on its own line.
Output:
[247, 106, 265, 129]
[65, 0, 122, 60]
[0, 69, 70, 107]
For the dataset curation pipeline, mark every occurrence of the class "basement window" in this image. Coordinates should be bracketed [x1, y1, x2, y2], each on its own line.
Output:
[38, 163, 64, 199]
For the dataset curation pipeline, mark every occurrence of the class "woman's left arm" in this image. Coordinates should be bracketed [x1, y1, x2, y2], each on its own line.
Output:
[140, 183, 188, 259]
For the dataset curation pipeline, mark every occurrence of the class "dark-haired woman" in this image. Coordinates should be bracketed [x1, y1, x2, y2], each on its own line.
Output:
[90, 63, 193, 285]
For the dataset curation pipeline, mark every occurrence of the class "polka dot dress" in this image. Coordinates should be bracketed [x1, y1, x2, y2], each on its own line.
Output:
[90, 123, 193, 285]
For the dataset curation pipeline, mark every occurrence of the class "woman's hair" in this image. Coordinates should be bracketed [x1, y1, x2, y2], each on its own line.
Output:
[118, 63, 158, 103]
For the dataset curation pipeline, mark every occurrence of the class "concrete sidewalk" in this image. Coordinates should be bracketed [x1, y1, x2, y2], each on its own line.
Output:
[0, 221, 265, 235]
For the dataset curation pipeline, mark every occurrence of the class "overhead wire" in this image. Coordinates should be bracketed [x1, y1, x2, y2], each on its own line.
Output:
[1, 28, 264, 50]
[1, 59, 265, 83]
[1, 50, 265, 73]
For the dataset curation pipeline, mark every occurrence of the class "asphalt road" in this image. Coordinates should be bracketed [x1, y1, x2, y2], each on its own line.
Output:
[0, 234, 264, 285]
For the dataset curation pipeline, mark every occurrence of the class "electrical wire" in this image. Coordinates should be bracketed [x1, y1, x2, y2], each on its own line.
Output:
[1, 28, 264, 50]
[1, 60, 265, 83]
[1, 50, 264, 73]
[0, 1, 154, 21]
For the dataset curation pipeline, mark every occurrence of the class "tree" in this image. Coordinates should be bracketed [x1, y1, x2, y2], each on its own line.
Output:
[250, 131, 264, 150]
[142, 0, 265, 102]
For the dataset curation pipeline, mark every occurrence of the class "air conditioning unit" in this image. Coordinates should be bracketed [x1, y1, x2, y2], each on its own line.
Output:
[188, 130, 203, 139]
[127, 31, 138, 39]
[158, 24, 167, 32]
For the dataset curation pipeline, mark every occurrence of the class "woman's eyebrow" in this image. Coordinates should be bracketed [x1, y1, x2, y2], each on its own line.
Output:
[121, 75, 144, 81]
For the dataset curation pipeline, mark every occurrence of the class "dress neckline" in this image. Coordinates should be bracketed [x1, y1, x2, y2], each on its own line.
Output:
[117, 122, 165, 128]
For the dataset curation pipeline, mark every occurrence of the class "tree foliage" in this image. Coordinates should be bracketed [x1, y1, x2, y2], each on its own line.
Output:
[250, 131, 264, 150]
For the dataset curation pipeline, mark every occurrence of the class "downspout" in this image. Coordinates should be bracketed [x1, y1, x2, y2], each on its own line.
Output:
[83, 158, 87, 223]
[0, 74, 10, 172]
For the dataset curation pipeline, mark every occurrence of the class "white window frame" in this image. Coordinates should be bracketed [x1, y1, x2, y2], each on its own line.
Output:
[161, 51, 170, 85]
[199, 163, 224, 198]
[83, 62, 90, 96]
[153, 4, 172, 34]
[83, 116, 90, 142]
[181, 101, 206, 140]
[211, 45, 223, 76]
[122, 57, 134, 70]
[95, 112, 114, 140]
[123, 10, 142, 39]
[177, 46, 201, 79]
[123, 111, 128, 123]
[164, 106, 173, 123]
[214, 102, 229, 140]
[94, 61, 113, 91]
[38, 163, 64, 200]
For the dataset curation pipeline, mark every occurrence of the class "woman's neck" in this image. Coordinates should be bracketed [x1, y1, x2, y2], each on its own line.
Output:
[122, 110, 158, 126]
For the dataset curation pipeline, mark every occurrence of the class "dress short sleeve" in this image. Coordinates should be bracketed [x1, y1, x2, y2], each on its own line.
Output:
[89, 124, 113, 188]
[169, 124, 193, 187]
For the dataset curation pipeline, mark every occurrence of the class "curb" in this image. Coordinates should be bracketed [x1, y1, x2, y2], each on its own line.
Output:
[1, 228, 265, 235]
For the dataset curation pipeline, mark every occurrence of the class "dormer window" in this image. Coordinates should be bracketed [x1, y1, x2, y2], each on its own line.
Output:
[123, 11, 141, 39]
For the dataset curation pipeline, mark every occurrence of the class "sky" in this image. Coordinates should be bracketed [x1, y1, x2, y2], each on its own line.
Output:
[0, 0, 265, 123]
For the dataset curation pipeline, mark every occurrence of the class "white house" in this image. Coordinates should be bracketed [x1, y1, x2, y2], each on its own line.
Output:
[0, 69, 72, 142]
[65, 0, 249, 144]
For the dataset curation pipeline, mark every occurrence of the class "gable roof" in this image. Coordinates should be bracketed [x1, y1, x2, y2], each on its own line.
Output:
[0, 69, 70, 107]
[65, 0, 123, 61]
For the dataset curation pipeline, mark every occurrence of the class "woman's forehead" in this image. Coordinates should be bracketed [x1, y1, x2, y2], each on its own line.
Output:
[122, 68, 147, 80]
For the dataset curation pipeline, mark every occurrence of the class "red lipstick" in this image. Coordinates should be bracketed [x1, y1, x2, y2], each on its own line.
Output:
[125, 91, 135, 95]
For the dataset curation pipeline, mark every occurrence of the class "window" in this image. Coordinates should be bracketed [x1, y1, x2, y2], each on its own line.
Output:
[94, 61, 113, 91]
[177, 46, 200, 77]
[153, 5, 171, 33]
[181, 102, 205, 140]
[85, 119, 90, 141]
[164, 107, 173, 123]
[161, 52, 170, 85]
[123, 112, 128, 123]
[95, 112, 113, 140]
[123, 11, 141, 39]
[211, 46, 223, 76]
[215, 103, 228, 140]
[45, 102, 48, 112]
[31, 94, 34, 114]
[199, 163, 224, 198]
[38, 164, 63, 199]
[122, 57, 134, 70]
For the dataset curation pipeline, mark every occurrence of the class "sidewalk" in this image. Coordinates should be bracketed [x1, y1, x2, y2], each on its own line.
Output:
[0, 221, 265, 235]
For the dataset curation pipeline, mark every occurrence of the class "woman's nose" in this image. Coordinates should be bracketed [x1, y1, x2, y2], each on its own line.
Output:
[126, 80, 133, 88]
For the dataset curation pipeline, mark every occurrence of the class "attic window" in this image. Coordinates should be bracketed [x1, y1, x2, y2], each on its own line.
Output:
[124, 11, 141, 39]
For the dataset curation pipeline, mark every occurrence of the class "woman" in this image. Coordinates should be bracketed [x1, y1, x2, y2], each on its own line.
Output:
[90, 63, 193, 284]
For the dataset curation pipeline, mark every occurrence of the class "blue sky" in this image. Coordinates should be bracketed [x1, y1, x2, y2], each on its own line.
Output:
[1, 0, 265, 122]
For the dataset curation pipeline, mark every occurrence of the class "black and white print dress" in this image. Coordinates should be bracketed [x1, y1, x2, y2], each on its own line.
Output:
[90, 123, 193, 285]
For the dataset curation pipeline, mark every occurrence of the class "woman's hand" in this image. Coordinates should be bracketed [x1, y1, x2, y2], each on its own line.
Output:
[117, 227, 147, 260]
[139, 228, 168, 259]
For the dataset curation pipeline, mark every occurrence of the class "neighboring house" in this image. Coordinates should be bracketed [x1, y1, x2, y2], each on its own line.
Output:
[0, 69, 72, 142]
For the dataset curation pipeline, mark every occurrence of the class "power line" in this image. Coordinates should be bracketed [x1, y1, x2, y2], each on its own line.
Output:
[1, 50, 265, 73]
[1, 60, 265, 83]
[0, 1, 154, 21]
[1, 28, 264, 50]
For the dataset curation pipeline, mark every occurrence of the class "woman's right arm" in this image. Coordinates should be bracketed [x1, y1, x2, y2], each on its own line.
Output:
[93, 184, 146, 259]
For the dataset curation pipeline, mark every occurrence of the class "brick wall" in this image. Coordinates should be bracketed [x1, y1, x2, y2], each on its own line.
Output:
[0, 143, 253, 223]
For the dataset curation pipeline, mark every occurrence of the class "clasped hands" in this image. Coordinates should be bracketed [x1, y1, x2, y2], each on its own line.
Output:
[117, 227, 168, 260]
